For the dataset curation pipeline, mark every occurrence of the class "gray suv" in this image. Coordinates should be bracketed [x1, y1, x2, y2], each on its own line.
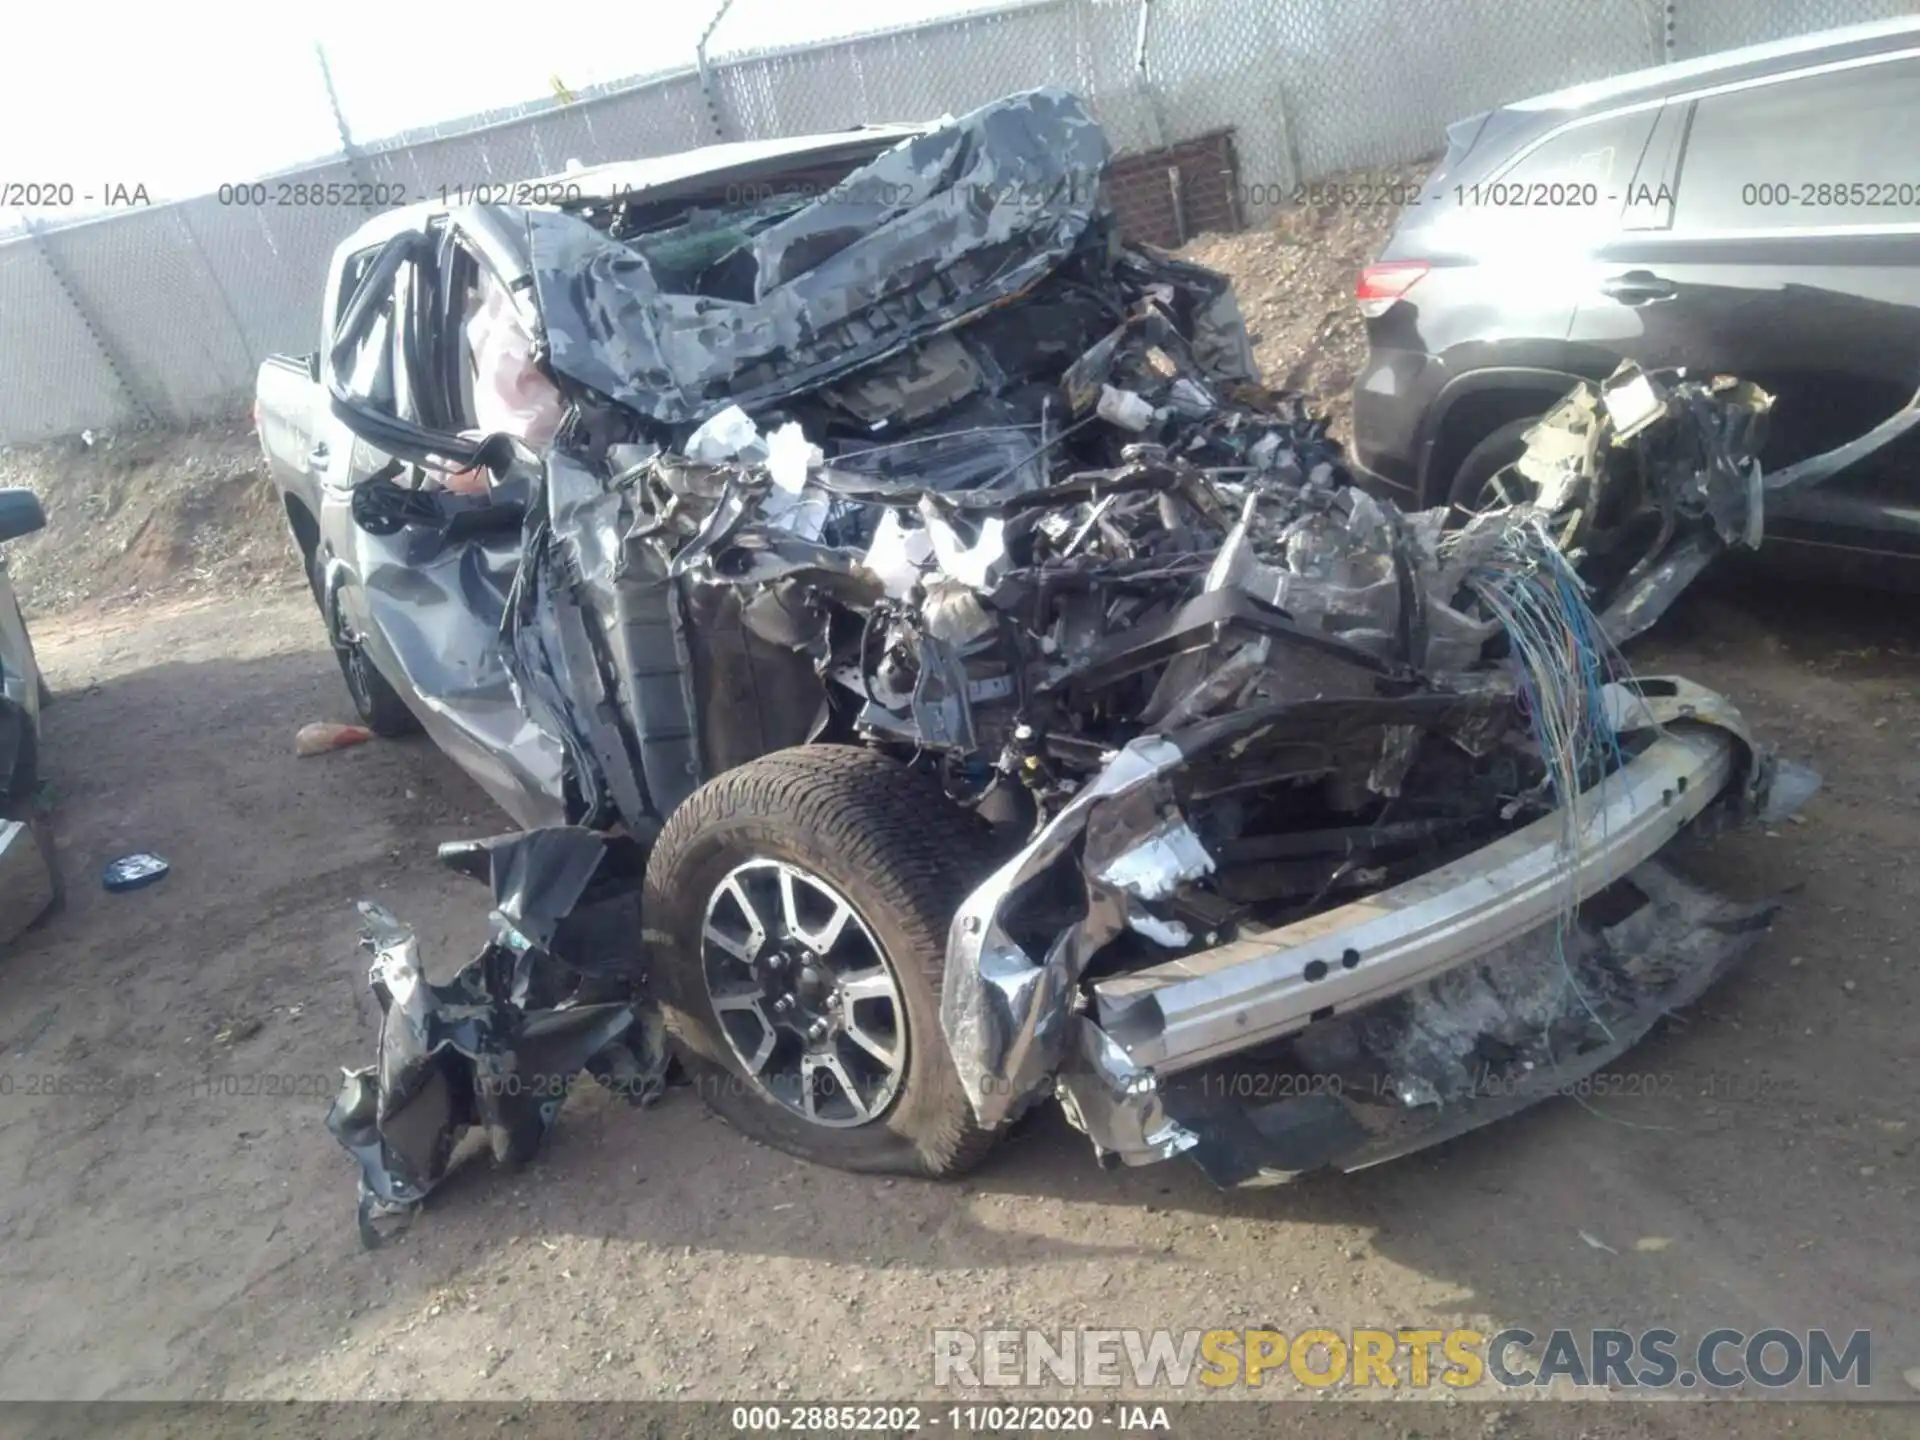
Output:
[1351, 17, 1920, 585]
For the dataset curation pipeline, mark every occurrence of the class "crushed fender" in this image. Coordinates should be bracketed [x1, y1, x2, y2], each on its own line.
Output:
[326, 827, 665, 1248]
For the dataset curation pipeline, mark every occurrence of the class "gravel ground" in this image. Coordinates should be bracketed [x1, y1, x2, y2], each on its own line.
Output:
[1184, 160, 1430, 443]
[0, 194, 1914, 1432]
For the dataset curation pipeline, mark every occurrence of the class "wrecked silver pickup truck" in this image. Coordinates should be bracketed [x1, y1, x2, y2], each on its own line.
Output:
[255, 90, 1814, 1236]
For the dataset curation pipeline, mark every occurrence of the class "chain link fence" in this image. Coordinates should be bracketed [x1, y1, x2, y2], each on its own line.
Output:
[1, 0, 1912, 444]
[1673, 0, 1914, 56]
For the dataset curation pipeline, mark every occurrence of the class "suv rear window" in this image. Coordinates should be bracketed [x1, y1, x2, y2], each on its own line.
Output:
[1498, 111, 1656, 197]
[1445, 110, 1659, 241]
[1675, 57, 1920, 230]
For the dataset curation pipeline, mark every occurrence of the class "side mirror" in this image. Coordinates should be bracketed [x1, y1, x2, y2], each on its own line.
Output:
[0, 490, 45, 544]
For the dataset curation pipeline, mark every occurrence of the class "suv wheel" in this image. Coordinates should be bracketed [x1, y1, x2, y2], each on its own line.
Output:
[1445, 417, 1541, 520]
[643, 745, 1001, 1177]
[317, 558, 420, 738]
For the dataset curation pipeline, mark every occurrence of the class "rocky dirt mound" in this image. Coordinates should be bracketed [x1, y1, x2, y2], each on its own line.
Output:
[0, 405, 302, 617]
[1183, 158, 1430, 442]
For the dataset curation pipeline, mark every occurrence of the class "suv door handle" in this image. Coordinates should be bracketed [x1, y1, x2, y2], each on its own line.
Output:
[307, 442, 331, 470]
[1599, 270, 1676, 304]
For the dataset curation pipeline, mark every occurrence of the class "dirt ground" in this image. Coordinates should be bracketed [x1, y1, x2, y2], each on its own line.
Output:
[6, 548, 1916, 1428]
[0, 198, 1916, 1431]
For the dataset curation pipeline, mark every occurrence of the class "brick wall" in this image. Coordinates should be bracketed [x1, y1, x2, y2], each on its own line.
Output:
[1105, 130, 1242, 249]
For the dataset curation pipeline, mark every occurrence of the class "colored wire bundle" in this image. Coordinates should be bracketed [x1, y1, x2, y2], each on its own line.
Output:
[1455, 513, 1627, 854]
[1450, 512, 1633, 1036]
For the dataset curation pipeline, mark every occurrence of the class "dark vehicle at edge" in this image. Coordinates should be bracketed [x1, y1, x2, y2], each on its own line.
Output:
[1351, 16, 1920, 586]
[0, 488, 55, 941]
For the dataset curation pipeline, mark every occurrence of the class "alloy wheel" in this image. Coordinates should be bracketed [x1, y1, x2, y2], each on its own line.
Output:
[699, 859, 908, 1128]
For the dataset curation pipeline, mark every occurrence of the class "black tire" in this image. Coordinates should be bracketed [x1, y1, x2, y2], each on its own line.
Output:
[6, 714, 36, 808]
[316, 557, 420, 738]
[643, 745, 1002, 1178]
[2, 725, 62, 927]
[1444, 416, 1540, 521]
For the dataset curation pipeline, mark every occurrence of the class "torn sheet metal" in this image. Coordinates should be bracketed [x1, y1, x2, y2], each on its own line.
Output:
[1047, 678, 1794, 1176]
[942, 734, 1189, 1127]
[945, 686, 1532, 1130]
[335, 469, 568, 829]
[528, 88, 1110, 427]
[326, 828, 665, 1247]
[1092, 811, 1216, 903]
[1054, 1019, 1199, 1168]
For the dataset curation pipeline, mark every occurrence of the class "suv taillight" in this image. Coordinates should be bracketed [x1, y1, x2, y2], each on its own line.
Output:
[1356, 261, 1430, 319]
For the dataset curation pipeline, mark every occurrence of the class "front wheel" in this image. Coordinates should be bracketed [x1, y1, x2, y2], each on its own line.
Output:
[643, 745, 1001, 1177]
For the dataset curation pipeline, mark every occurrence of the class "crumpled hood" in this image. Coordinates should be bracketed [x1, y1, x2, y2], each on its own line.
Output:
[527, 87, 1111, 426]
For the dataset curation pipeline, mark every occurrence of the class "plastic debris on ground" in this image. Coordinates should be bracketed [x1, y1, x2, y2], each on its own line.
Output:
[102, 854, 169, 892]
[294, 722, 375, 757]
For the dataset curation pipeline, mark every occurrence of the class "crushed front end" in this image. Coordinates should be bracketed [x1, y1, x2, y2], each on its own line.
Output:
[951, 677, 1793, 1181]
